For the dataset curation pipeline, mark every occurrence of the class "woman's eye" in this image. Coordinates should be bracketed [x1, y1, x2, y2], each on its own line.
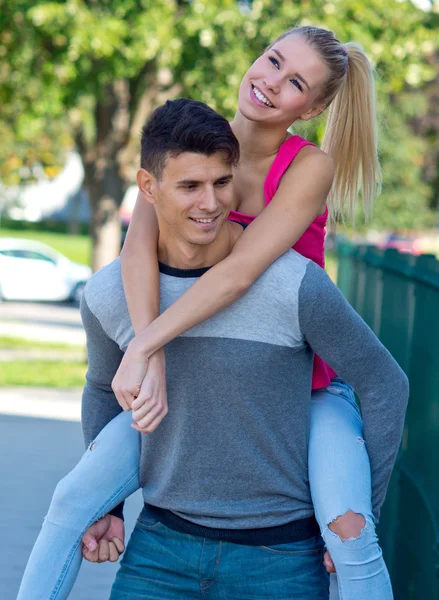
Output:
[268, 56, 279, 69]
[291, 79, 303, 92]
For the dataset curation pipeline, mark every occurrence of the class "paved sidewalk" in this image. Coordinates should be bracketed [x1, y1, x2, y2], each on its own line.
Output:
[0, 386, 83, 421]
[0, 389, 143, 600]
[0, 301, 86, 345]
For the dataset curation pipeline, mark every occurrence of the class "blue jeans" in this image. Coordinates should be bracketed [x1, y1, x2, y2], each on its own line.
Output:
[309, 378, 393, 600]
[110, 505, 328, 599]
[18, 379, 392, 599]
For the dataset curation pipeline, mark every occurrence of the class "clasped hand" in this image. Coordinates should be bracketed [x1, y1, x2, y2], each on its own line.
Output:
[112, 341, 168, 433]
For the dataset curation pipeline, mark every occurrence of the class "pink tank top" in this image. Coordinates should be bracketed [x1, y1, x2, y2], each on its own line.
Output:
[229, 135, 337, 390]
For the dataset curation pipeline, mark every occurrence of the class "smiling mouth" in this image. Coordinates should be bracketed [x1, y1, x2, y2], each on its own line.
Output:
[251, 85, 274, 108]
[189, 215, 220, 225]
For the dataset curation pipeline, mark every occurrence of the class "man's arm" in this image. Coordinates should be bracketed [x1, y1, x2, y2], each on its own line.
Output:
[298, 262, 409, 522]
[80, 294, 125, 519]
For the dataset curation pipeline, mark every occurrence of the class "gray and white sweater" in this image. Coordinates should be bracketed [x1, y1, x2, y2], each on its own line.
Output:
[81, 250, 408, 531]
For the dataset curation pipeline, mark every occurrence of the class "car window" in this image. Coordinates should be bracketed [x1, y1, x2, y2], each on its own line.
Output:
[0, 249, 57, 265]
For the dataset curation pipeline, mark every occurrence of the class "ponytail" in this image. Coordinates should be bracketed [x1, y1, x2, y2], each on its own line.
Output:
[321, 43, 381, 223]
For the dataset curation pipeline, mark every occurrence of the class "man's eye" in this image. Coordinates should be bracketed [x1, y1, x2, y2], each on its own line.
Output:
[216, 180, 229, 187]
[185, 185, 196, 191]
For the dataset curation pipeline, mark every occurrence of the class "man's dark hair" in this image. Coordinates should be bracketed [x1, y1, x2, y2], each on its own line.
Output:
[140, 99, 240, 179]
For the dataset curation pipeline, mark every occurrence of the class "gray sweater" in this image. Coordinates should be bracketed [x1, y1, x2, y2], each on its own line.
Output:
[81, 251, 408, 529]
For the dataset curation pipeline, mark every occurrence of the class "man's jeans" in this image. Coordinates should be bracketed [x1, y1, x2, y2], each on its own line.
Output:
[110, 505, 329, 600]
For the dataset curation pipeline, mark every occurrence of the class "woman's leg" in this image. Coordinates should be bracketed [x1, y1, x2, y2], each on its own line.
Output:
[309, 378, 393, 600]
[17, 410, 141, 600]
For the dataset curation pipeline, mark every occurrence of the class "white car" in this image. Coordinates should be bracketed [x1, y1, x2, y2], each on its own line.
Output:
[0, 238, 92, 302]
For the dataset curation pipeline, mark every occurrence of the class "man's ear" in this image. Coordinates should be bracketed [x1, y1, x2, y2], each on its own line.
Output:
[136, 169, 158, 204]
[300, 103, 326, 122]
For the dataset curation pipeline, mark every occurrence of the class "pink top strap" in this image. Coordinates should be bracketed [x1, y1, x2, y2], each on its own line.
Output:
[264, 136, 316, 205]
[228, 135, 336, 389]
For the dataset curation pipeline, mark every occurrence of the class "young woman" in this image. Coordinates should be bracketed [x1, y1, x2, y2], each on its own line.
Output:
[18, 26, 390, 600]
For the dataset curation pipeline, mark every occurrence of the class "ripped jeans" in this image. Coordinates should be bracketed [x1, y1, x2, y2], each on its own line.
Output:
[310, 378, 393, 600]
[18, 378, 392, 600]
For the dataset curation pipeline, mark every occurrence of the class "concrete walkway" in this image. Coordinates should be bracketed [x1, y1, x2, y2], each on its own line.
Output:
[0, 301, 86, 345]
[0, 387, 143, 600]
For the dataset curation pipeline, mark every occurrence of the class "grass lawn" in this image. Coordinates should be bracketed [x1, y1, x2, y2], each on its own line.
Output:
[0, 360, 87, 387]
[0, 336, 83, 350]
[0, 228, 91, 266]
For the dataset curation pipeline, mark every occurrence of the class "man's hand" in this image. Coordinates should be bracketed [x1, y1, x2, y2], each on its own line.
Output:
[323, 550, 336, 573]
[82, 514, 125, 563]
[131, 349, 168, 434]
[112, 337, 149, 410]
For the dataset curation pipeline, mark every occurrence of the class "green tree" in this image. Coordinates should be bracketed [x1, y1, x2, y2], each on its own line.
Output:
[0, 0, 245, 269]
[0, 0, 436, 268]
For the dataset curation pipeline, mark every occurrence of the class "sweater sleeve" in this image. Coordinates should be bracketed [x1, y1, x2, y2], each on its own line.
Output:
[80, 294, 126, 520]
[298, 262, 409, 522]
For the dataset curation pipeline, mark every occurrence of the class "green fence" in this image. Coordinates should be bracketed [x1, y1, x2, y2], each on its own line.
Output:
[337, 240, 439, 600]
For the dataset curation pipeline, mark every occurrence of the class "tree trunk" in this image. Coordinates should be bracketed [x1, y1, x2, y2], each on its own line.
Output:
[76, 81, 132, 271]
[84, 162, 126, 272]
[75, 74, 176, 271]
[68, 191, 81, 235]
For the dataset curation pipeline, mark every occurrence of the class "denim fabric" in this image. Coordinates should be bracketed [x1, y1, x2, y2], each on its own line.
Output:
[110, 505, 329, 600]
[310, 378, 393, 600]
[17, 410, 140, 600]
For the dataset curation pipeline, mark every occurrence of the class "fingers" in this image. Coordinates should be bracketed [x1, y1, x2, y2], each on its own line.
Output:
[82, 539, 124, 563]
[112, 379, 137, 411]
[112, 536, 125, 554]
[133, 404, 168, 432]
[82, 543, 99, 562]
[82, 515, 109, 551]
[131, 423, 148, 435]
[323, 550, 336, 573]
[98, 540, 111, 562]
[109, 538, 125, 562]
[132, 380, 168, 432]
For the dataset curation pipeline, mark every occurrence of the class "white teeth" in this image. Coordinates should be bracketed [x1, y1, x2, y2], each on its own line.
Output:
[193, 218, 214, 223]
[253, 86, 273, 107]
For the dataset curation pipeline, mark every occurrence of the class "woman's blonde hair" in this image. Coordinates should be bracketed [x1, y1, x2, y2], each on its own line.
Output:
[271, 26, 381, 223]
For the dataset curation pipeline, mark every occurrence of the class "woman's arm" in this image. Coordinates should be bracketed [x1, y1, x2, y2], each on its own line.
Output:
[113, 148, 334, 410]
[121, 192, 160, 335]
[117, 192, 167, 430]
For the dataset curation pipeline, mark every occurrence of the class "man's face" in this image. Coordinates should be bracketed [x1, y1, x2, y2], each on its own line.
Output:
[153, 152, 234, 247]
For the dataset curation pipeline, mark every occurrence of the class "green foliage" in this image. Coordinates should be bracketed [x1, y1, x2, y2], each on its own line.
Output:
[0, 0, 437, 232]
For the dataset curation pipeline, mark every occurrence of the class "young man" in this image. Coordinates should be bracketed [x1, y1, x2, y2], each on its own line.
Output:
[80, 99, 408, 599]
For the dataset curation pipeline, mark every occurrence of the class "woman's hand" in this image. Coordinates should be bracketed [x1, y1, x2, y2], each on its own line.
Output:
[130, 349, 168, 433]
[112, 337, 150, 410]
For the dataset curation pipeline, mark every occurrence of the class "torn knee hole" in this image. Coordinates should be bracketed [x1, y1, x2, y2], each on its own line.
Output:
[328, 510, 366, 542]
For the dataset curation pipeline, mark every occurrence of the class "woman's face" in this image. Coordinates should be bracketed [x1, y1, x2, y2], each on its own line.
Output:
[238, 35, 330, 126]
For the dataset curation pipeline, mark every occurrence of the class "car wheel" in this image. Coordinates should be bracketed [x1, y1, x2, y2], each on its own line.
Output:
[71, 282, 86, 303]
